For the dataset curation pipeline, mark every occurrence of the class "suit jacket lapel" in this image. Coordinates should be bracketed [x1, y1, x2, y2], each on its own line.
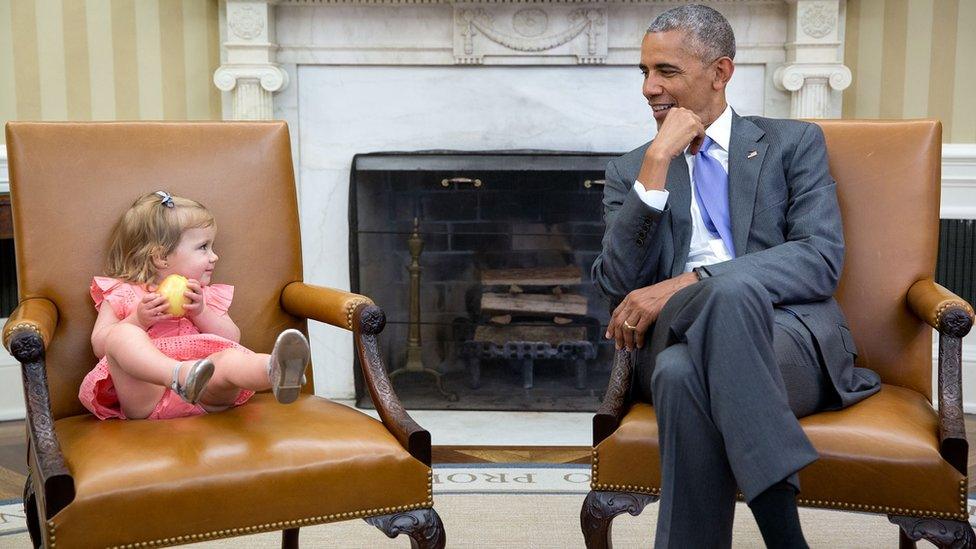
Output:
[665, 155, 692, 277]
[727, 112, 767, 257]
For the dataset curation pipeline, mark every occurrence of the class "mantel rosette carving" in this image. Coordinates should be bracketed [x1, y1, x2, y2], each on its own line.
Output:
[213, 64, 290, 93]
[799, 2, 836, 39]
[773, 63, 851, 92]
[454, 5, 606, 64]
[229, 4, 265, 41]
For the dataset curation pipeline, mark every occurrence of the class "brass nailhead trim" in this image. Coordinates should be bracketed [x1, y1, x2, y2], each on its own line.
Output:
[89, 500, 432, 549]
[591, 449, 969, 521]
[52, 469, 435, 548]
[345, 298, 374, 330]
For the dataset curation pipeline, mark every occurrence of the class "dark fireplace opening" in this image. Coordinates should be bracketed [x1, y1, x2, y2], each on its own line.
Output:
[350, 151, 619, 412]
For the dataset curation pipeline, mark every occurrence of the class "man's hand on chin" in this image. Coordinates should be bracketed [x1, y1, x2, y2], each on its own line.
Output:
[637, 107, 706, 192]
[606, 272, 699, 351]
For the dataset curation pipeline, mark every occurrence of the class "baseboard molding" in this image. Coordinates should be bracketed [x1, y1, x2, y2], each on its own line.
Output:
[0, 149, 7, 193]
[0, 357, 23, 421]
[0, 316, 24, 419]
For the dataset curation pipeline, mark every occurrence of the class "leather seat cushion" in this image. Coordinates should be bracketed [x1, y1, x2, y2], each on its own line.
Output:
[49, 395, 432, 547]
[593, 384, 966, 519]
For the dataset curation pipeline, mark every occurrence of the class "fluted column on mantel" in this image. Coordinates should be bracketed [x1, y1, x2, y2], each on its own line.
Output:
[774, 0, 851, 119]
[212, 0, 288, 120]
[774, 63, 851, 119]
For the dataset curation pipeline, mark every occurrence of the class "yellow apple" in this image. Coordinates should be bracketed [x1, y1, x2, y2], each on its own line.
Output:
[157, 274, 189, 317]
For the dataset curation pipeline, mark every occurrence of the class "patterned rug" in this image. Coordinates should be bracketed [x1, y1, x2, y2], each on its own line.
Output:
[0, 499, 25, 537]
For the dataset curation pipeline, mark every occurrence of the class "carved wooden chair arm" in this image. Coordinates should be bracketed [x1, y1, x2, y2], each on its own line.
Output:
[593, 349, 636, 446]
[2, 298, 76, 519]
[351, 303, 431, 466]
[280, 282, 431, 465]
[908, 278, 974, 475]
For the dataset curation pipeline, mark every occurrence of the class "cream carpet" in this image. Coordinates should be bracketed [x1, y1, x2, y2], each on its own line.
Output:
[1, 493, 905, 548]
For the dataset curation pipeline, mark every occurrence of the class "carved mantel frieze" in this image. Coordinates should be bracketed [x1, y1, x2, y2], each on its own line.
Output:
[454, 4, 607, 64]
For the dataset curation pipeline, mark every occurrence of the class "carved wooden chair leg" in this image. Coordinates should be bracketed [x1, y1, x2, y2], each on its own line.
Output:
[23, 476, 41, 549]
[281, 527, 299, 549]
[889, 515, 976, 549]
[581, 490, 658, 549]
[899, 528, 918, 549]
[364, 508, 446, 549]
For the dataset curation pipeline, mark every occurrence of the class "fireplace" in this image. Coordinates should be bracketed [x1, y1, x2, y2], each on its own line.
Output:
[350, 151, 617, 411]
[248, 0, 833, 406]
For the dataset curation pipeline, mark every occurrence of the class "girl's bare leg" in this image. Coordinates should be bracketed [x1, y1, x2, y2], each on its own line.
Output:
[103, 323, 198, 419]
[197, 349, 271, 407]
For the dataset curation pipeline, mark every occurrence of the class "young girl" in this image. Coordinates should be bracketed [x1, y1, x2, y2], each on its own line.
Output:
[79, 191, 309, 420]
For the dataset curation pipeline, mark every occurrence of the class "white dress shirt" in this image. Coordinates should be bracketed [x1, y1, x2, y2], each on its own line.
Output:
[633, 104, 734, 272]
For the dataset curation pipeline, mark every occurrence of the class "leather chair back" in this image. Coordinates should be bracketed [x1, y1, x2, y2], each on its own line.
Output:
[5, 122, 307, 420]
[816, 120, 941, 398]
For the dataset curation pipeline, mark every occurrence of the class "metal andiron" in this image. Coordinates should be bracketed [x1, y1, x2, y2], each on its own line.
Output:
[389, 217, 459, 401]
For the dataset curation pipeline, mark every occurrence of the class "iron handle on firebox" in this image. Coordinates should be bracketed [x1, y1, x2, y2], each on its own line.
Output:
[441, 177, 482, 188]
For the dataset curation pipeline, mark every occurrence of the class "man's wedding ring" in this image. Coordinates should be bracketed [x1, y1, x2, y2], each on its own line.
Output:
[622, 321, 637, 331]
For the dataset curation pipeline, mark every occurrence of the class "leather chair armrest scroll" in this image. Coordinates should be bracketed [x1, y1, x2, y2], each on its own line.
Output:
[593, 349, 635, 446]
[908, 280, 974, 474]
[352, 303, 431, 466]
[280, 281, 374, 332]
[3, 297, 58, 352]
[907, 278, 974, 338]
[2, 299, 75, 518]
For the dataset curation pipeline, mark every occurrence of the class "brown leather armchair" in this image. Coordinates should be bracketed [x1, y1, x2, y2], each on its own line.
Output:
[4, 122, 445, 548]
[580, 120, 976, 548]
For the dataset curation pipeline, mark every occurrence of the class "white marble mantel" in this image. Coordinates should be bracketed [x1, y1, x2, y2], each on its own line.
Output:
[217, 0, 851, 120]
[214, 0, 852, 404]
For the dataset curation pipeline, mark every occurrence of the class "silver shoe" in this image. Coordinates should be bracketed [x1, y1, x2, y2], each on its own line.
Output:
[268, 329, 310, 404]
[171, 359, 215, 404]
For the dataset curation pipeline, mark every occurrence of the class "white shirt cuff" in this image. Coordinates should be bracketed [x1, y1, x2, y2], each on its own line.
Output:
[633, 181, 669, 211]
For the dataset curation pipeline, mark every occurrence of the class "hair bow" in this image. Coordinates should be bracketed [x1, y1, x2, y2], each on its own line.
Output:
[155, 190, 175, 208]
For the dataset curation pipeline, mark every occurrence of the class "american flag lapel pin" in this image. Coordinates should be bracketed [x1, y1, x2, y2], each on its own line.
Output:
[747, 150, 758, 159]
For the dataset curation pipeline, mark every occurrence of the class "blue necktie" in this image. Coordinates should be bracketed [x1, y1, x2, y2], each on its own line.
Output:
[693, 136, 736, 258]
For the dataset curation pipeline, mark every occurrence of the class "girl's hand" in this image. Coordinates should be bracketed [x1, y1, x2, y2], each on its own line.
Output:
[182, 280, 207, 318]
[134, 292, 173, 329]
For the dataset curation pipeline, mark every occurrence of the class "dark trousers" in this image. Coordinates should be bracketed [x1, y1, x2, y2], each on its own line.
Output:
[634, 271, 837, 549]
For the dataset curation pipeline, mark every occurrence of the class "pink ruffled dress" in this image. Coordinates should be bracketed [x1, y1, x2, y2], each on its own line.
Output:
[78, 276, 255, 420]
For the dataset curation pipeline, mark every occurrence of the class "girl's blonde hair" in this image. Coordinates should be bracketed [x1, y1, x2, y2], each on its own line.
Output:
[106, 192, 215, 283]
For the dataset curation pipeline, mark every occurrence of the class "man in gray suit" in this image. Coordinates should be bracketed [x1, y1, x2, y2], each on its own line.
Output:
[591, 5, 881, 548]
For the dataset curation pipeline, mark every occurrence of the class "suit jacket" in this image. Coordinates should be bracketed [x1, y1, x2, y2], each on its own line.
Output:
[591, 111, 880, 408]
